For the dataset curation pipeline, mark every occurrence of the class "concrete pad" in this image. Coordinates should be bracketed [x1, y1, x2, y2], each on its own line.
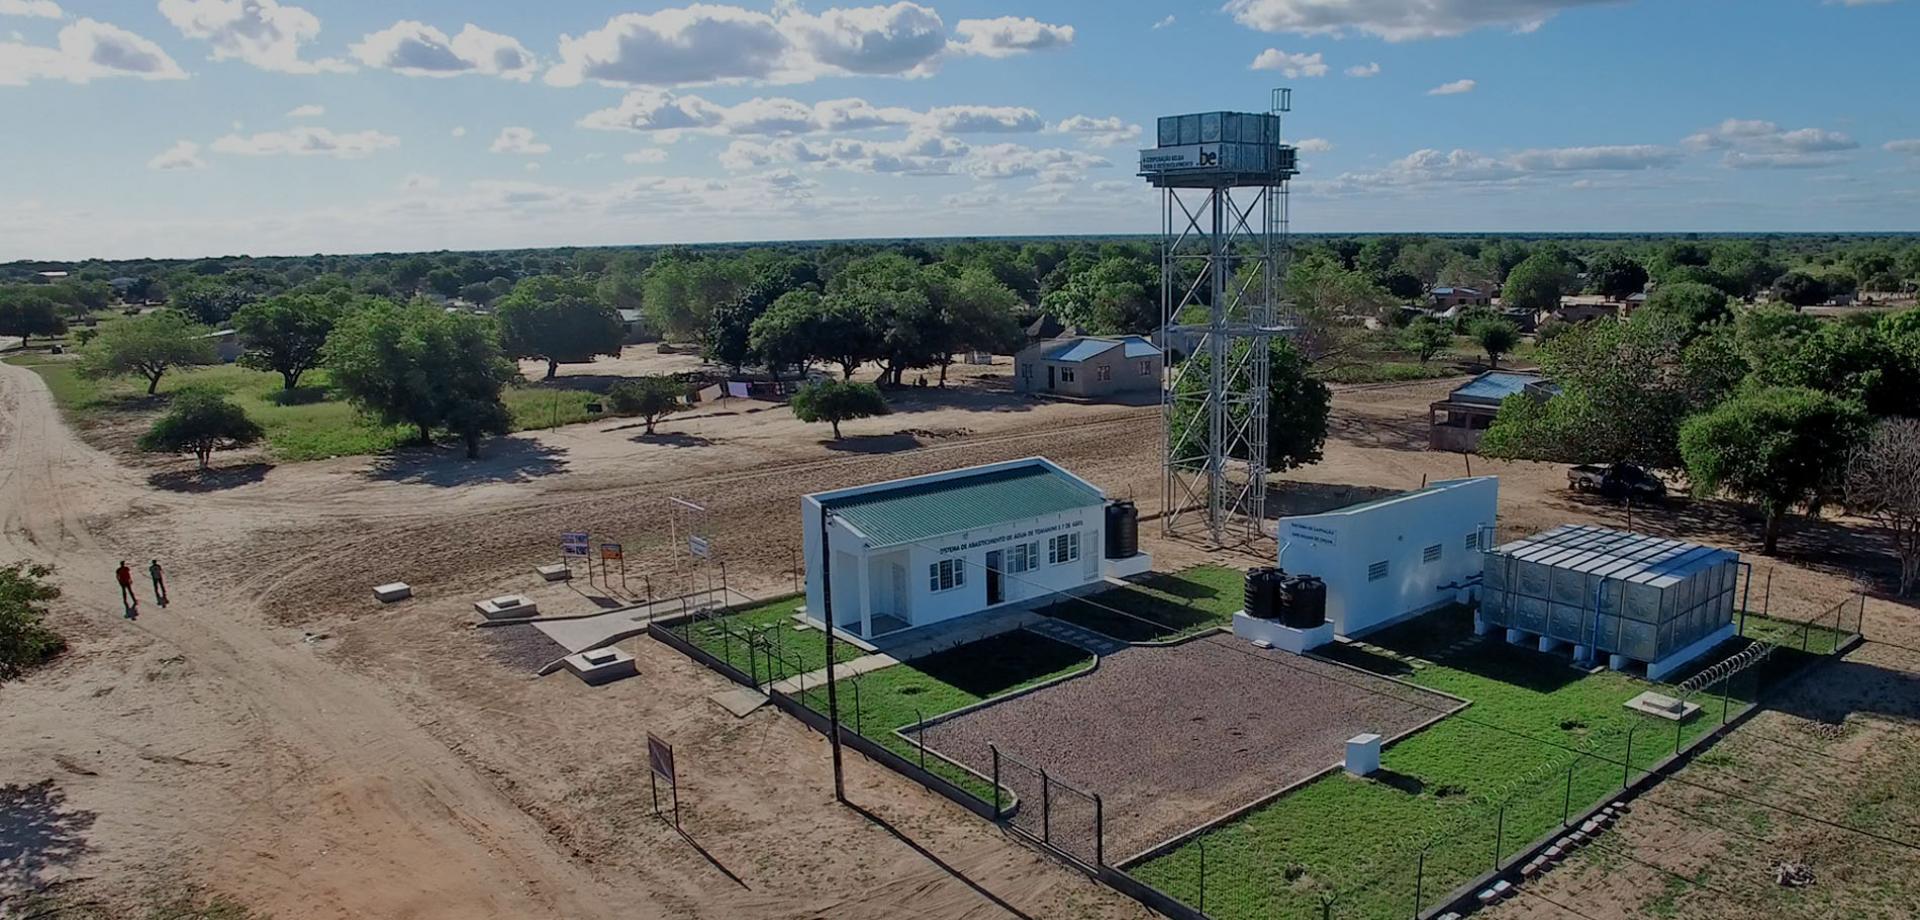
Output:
[768, 651, 897, 695]
[1626, 690, 1701, 721]
[536, 563, 570, 581]
[373, 582, 412, 602]
[1101, 552, 1153, 580]
[711, 686, 769, 718]
[563, 646, 637, 685]
[1233, 612, 1335, 654]
[475, 594, 539, 620]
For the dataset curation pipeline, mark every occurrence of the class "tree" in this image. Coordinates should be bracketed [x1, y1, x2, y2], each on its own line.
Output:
[1501, 252, 1575, 312]
[0, 289, 67, 345]
[494, 276, 625, 380]
[0, 562, 64, 682]
[78, 311, 216, 394]
[749, 290, 829, 378]
[325, 302, 517, 458]
[1586, 252, 1649, 301]
[829, 254, 938, 385]
[1847, 418, 1920, 595]
[169, 275, 258, 326]
[1470, 317, 1521, 367]
[790, 378, 889, 439]
[1679, 387, 1866, 554]
[1637, 282, 1730, 339]
[231, 294, 341, 390]
[606, 376, 684, 435]
[138, 390, 264, 470]
[1173, 338, 1331, 472]
[927, 267, 1022, 385]
[1401, 316, 1453, 365]
[1772, 270, 1829, 309]
[707, 260, 819, 373]
[1038, 256, 1156, 335]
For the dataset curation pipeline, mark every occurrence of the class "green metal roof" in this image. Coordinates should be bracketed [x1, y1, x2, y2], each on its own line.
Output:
[823, 465, 1104, 548]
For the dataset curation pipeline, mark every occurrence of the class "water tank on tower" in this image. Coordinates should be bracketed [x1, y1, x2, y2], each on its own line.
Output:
[1105, 500, 1140, 559]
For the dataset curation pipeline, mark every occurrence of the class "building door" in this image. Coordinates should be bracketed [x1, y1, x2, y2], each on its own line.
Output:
[890, 564, 908, 622]
[1046, 365, 1055, 390]
[984, 551, 1004, 605]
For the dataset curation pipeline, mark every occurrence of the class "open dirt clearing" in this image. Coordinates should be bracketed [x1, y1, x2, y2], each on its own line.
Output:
[3, 352, 1915, 918]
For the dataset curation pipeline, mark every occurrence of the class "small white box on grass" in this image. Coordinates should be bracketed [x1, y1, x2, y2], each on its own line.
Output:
[373, 582, 412, 602]
[1345, 732, 1382, 777]
[563, 646, 637, 685]
[474, 594, 539, 620]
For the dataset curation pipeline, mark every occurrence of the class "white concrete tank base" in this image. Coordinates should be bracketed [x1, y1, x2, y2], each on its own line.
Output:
[1344, 733, 1383, 776]
[563, 646, 638, 685]
[373, 582, 412, 603]
[474, 594, 539, 620]
[536, 563, 570, 581]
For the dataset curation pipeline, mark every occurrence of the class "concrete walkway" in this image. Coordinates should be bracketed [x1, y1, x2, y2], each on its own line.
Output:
[533, 594, 737, 652]
[1023, 617, 1130, 656]
[767, 651, 898, 695]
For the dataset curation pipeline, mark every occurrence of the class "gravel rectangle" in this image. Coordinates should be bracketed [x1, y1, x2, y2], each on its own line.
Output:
[920, 633, 1457, 860]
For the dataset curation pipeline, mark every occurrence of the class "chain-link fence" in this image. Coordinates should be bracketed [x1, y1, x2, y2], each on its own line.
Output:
[991, 744, 1105, 869]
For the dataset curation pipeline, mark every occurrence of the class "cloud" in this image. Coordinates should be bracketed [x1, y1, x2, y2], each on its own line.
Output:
[546, 5, 1070, 88]
[1225, 0, 1622, 41]
[209, 126, 399, 158]
[1316, 143, 1681, 194]
[1427, 78, 1475, 95]
[624, 148, 669, 164]
[451, 126, 467, 137]
[490, 126, 550, 155]
[0, 0, 61, 19]
[1345, 61, 1379, 77]
[1507, 144, 1682, 170]
[286, 103, 324, 118]
[950, 16, 1074, 57]
[351, 21, 537, 80]
[578, 89, 1040, 138]
[1885, 139, 1920, 155]
[717, 131, 968, 175]
[1152, 15, 1175, 29]
[1050, 115, 1142, 147]
[158, 0, 352, 74]
[1294, 137, 1333, 153]
[399, 173, 440, 192]
[0, 18, 186, 85]
[1683, 118, 1859, 169]
[924, 104, 1042, 133]
[1250, 48, 1327, 77]
[148, 140, 205, 170]
[524, 162, 541, 173]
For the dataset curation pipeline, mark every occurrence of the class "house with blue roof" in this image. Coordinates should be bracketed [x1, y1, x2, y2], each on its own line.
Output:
[1429, 370, 1557, 453]
[1012, 334, 1163, 399]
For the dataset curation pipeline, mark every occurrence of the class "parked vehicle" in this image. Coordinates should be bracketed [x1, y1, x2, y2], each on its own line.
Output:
[1568, 463, 1667, 502]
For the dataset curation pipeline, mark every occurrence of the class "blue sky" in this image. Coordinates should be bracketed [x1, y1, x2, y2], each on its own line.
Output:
[2, 0, 1917, 259]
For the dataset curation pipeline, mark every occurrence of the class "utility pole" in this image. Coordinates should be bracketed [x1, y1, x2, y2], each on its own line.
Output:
[819, 510, 847, 803]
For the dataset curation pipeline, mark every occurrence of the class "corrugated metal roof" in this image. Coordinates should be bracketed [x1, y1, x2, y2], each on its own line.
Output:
[1045, 338, 1121, 362]
[1451, 371, 1548, 404]
[1119, 335, 1162, 358]
[823, 465, 1104, 548]
[1488, 524, 1735, 588]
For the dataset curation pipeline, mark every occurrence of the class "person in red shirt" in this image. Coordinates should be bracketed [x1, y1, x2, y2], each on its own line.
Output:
[115, 561, 137, 613]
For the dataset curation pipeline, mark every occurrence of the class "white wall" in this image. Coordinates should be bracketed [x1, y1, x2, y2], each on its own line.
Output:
[1278, 477, 1498, 638]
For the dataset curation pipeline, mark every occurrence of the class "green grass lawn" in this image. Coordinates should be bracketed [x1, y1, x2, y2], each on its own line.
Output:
[6, 357, 597, 461]
[793, 629, 1095, 801]
[1039, 565, 1244, 642]
[1130, 606, 1737, 920]
[1319, 360, 1464, 385]
[1738, 611, 1852, 655]
[681, 594, 864, 684]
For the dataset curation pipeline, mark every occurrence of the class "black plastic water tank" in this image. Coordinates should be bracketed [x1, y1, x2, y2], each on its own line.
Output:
[1285, 575, 1328, 629]
[1243, 567, 1278, 619]
[1104, 500, 1139, 559]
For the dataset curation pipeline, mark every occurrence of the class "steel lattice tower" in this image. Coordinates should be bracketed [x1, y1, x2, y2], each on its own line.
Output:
[1141, 90, 1299, 547]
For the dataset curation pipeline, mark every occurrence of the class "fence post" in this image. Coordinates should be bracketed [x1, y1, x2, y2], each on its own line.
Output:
[916, 708, 927, 769]
[990, 744, 1002, 819]
[1562, 761, 1574, 826]
[1622, 728, 1635, 789]
[1094, 793, 1105, 867]
[1040, 767, 1052, 844]
[1833, 601, 1845, 652]
[1493, 802, 1506, 870]
[1858, 592, 1868, 638]
[1198, 839, 1206, 916]
[1413, 847, 1426, 919]
[1802, 618, 1811, 653]
[1721, 673, 1732, 725]
[852, 677, 862, 736]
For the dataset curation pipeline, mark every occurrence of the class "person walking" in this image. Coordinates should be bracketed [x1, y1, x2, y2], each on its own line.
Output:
[149, 559, 168, 607]
[115, 561, 137, 615]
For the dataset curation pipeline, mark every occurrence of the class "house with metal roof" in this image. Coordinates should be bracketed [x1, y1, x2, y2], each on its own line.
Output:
[801, 458, 1148, 639]
[1428, 370, 1556, 453]
[1012, 335, 1163, 400]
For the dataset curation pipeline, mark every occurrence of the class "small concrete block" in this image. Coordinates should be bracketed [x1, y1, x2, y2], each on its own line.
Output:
[1345, 732, 1383, 777]
[1522, 859, 1546, 878]
[1566, 831, 1587, 845]
[474, 594, 539, 620]
[1477, 889, 1500, 905]
[373, 582, 412, 602]
[1250, 638, 1273, 650]
[1627, 690, 1702, 721]
[1611, 801, 1631, 813]
[536, 563, 571, 581]
[711, 686, 770, 718]
[563, 646, 638, 685]
[1506, 628, 1530, 645]
[1544, 844, 1565, 860]
[1493, 880, 1513, 897]
[1581, 819, 1603, 835]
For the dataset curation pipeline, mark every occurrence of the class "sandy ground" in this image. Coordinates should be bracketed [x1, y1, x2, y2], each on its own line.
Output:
[3, 348, 1915, 918]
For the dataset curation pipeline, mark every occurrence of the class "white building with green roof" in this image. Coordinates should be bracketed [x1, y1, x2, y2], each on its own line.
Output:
[801, 458, 1144, 639]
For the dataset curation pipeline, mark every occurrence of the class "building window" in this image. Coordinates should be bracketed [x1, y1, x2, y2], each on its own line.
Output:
[1061, 368, 1076, 383]
[928, 559, 966, 593]
[1367, 560, 1389, 582]
[1008, 541, 1039, 573]
[1048, 532, 1081, 565]
[1096, 365, 1112, 382]
[1423, 544, 1443, 565]
[1139, 360, 1153, 376]
[1464, 531, 1480, 551]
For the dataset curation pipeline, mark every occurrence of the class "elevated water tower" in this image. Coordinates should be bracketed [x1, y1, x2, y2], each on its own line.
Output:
[1139, 89, 1299, 547]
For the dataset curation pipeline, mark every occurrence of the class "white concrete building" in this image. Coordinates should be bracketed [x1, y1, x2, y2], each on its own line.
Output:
[801, 458, 1137, 639]
[1276, 476, 1498, 638]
